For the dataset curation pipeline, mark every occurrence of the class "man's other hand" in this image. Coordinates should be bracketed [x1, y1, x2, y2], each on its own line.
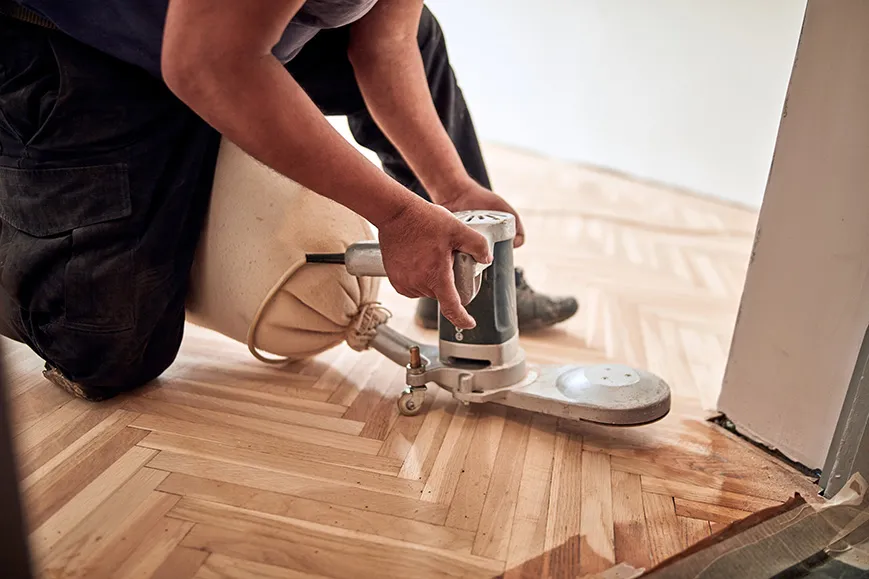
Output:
[436, 180, 525, 248]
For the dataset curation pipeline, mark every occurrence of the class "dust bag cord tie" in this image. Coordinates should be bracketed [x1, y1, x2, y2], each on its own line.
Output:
[346, 302, 392, 352]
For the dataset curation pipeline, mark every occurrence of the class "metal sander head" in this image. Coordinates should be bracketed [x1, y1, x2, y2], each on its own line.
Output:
[502, 363, 672, 426]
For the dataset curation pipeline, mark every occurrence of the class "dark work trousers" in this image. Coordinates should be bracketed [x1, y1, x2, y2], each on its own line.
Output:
[0, 7, 491, 400]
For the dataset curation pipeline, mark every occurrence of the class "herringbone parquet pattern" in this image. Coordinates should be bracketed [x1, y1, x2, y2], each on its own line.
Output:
[4, 144, 819, 578]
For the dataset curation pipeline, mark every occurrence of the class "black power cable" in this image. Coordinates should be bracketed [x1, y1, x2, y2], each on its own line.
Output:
[305, 253, 346, 265]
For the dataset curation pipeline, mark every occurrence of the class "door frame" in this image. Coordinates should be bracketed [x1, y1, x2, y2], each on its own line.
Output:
[820, 323, 869, 498]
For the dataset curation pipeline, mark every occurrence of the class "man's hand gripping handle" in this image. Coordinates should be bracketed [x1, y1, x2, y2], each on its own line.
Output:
[344, 240, 493, 306]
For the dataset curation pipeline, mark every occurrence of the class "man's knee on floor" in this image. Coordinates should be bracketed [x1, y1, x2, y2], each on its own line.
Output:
[38, 319, 183, 402]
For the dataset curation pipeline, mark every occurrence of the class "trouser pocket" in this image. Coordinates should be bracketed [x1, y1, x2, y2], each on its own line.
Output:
[0, 163, 135, 332]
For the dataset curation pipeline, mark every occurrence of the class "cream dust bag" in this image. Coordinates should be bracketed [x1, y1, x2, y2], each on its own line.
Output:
[185, 138, 389, 363]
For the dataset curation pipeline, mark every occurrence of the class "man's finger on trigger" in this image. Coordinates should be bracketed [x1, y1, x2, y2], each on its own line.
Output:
[459, 229, 492, 265]
[436, 278, 475, 330]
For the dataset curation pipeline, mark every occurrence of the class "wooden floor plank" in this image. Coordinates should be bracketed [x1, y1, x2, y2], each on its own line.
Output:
[674, 497, 753, 524]
[23, 420, 146, 530]
[682, 420, 821, 500]
[611, 470, 651, 571]
[13, 398, 88, 448]
[544, 430, 583, 575]
[642, 492, 682, 566]
[20, 409, 138, 490]
[131, 413, 402, 474]
[8, 367, 45, 400]
[678, 515, 712, 550]
[310, 345, 369, 393]
[472, 408, 532, 560]
[641, 475, 781, 512]
[579, 451, 615, 574]
[73, 493, 184, 579]
[162, 367, 332, 402]
[419, 404, 477, 504]
[195, 553, 332, 579]
[609, 451, 794, 503]
[103, 516, 196, 579]
[399, 391, 456, 485]
[162, 378, 349, 416]
[327, 350, 393, 407]
[444, 404, 508, 531]
[139, 431, 419, 496]
[352, 363, 407, 440]
[11, 380, 75, 436]
[36, 468, 171, 575]
[148, 451, 449, 524]
[3, 342, 46, 397]
[159, 472, 475, 551]
[28, 446, 158, 556]
[122, 397, 381, 455]
[152, 546, 209, 579]
[397, 388, 454, 482]
[376, 399, 431, 461]
[14, 403, 115, 479]
[141, 387, 364, 434]
[356, 385, 405, 441]
[503, 415, 557, 577]
[173, 499, 505, 578]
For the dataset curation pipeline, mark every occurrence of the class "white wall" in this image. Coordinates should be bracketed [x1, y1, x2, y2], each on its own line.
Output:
[426, 0, 806, 208]
[718, 0, 869, 470]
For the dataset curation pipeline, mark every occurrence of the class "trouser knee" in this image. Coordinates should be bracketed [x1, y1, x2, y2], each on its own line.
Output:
[38, 308, 185, 401]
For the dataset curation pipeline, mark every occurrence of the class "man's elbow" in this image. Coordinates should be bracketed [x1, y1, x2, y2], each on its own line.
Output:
[161, 44, 205, 102]
[160, 33, 235, 105]
[347, 31, 416, 69]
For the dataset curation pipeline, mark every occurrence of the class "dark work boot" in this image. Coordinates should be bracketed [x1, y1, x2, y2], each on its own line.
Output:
[415, 267, 579, 332]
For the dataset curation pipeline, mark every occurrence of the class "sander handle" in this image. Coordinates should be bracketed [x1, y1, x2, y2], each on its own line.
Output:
[306, 210, 516, 307]
[328, 240, 489, 306]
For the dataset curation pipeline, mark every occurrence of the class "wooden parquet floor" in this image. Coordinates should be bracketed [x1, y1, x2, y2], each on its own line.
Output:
[4, 144, 819, 578]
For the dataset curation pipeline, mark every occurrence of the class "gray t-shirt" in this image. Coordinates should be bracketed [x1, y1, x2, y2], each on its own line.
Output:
[16, 0, 378, 78]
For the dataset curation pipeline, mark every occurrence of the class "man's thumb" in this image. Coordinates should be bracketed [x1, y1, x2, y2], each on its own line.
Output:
[457, 228, 492, 265]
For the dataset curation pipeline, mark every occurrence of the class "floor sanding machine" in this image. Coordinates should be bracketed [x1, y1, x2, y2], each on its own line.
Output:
[307, 210, 671, 426]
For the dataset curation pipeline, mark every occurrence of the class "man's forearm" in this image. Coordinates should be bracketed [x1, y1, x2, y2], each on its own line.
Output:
[164, 49, 422, 229]
[348, 2, 473, 204]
